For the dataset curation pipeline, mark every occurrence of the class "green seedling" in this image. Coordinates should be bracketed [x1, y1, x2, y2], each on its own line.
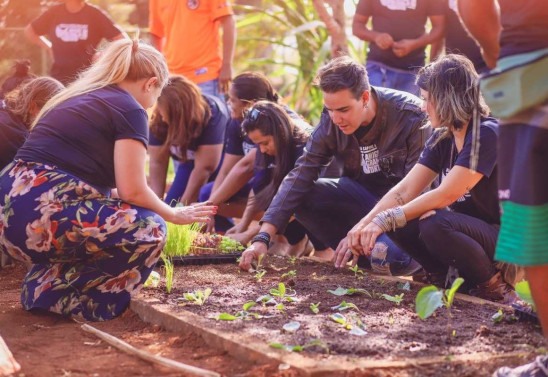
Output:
[182, 288, 212, 306]
[254, 269, 267, 282]
[328, 287, 371, 297]
[329, 312, 367, 336]
[217, 301, 262, 321]
[256, 294, 277, 306]
[164, 222, 202, 257]
[270, 282, 297, 302]
[275, 302, 286, 313]
[160, 255, 174, 294]
[288, 256, 298, 265]
[331, 300, 359, 312]
[381, 293, 404, 305]
[348, 265, 364, 279]
[282, 321, 301, 333]
[492, 309, 504, 323]
[515, 281, 536, 311]
[269, 339, 327, 353]
[398, 281, 411, 291]
[415, 277, 464, 320]
[143, 271, 161, 288]
[330, 313, 352, 330]
[280, 270, 297, 280]
[309, 302, 320, 314]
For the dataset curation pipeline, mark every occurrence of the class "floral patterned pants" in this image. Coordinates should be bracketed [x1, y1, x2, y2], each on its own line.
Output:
[0, 161, 166, 321]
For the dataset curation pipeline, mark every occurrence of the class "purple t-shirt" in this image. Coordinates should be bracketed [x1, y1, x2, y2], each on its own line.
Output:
[498, 0, 548, 58]
[31, 3, 121, 84]
[418, 117, 500, 224]
[16, 85, 147, 192]
[356, 0, 444, 70]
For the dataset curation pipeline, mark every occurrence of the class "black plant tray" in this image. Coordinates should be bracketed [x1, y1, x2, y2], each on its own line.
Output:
[169, 253, 242, 266]
[512, 303, 539, 324]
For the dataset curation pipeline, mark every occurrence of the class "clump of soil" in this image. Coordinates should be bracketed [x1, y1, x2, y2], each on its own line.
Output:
[140, 256, 544, 367]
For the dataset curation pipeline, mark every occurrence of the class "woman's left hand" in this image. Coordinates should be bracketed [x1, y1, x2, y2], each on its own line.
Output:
[170, 202, 217, 225]
[347, 219, 385, 255]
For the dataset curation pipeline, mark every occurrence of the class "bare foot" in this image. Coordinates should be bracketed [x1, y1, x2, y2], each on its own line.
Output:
[0, 335, 20, 376]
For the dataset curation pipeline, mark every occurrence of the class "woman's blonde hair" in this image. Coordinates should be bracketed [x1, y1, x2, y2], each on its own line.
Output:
[4, 76, 63, 128]
[150, 75, 211, 161]
[33, 38, 169, 126]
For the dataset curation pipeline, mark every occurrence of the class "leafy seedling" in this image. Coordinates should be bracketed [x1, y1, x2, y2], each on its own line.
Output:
[381, 293, 404, 305]
[256, 294, 277, 306]
[309, 302, 320, 314]
[492, 309, 504, 324]
[143, 271, 161, 288]
[280, 270, 297, 280]
[348, 265, 365, 279]
[270, 282, 297, 302]
[331, 300, 359, 312]
[328, 287, 371, 297]
[282, 321, 301, 333]
[415, 277, 464, 319]
[275, 302, 286, 313]
[217, 301, 262, 321]
[330, 313, 368, 336]
[160, 255, 174, 294]
[398, 281, 411, 291]
[182, 288, 212, 306]
[288, 256, 298, 265]
[330, 313, 352, 330]
[269, 339, 327, 353]
[254, 269, 267, 282]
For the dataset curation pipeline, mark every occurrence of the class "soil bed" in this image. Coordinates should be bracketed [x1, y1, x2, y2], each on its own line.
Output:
[138, 256, 545, 376]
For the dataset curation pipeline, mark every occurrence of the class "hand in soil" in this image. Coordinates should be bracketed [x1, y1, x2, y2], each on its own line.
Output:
[0, 335, 20, 377]
[334, 237, 359, 268]
[239, 242, 267, 271]
[170, 202, 217, 225]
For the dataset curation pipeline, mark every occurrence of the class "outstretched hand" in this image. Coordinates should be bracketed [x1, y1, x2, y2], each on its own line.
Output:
[170, 202, 217, 225]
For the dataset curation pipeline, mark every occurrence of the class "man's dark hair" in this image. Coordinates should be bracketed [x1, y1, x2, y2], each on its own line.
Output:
[315, 56, 370, 99]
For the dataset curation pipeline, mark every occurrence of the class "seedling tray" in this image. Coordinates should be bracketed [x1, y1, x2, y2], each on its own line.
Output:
[170, 253, 241, 265]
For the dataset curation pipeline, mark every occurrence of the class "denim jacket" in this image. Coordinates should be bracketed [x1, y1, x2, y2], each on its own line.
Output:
[262, 86, 430, 232]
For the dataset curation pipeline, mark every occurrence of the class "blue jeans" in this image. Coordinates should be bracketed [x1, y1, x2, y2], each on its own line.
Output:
[366, 60, 420, 96]
[197, 79, 225, 101]
[295, 177, 418, 275]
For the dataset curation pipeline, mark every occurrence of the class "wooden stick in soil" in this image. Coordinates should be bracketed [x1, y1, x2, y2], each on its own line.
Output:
[81, 323, 220, 377]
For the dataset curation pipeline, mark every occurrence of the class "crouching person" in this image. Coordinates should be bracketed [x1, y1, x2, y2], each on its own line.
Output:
[335, 54, 517, 303]
[0, 39, 215, 321]
[239, 56, 429, 275]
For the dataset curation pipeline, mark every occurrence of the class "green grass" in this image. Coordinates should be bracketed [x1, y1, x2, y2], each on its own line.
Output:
[163, 222, 202, 258]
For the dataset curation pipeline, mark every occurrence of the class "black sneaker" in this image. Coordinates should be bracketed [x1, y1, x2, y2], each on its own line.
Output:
[493, 355, 548, 377]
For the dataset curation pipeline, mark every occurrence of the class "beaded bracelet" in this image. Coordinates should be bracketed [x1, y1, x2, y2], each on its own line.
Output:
[251, 231, 271, 248]
[371, 207, 407, 232]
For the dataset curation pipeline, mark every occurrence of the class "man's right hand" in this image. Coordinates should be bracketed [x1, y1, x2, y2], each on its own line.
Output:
[374, 33, 394, 50]
[239, 242, 268, 271]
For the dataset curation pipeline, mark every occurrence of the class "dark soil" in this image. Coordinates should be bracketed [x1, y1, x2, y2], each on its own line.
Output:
[140, 255, 546, 376]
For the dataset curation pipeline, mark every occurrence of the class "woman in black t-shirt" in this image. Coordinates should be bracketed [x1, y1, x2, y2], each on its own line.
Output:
[334, 54, 517, 304]
[0, 39, 215, 321]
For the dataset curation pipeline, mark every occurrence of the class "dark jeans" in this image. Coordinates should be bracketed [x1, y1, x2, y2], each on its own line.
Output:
[295, 177, 417, 275]
[389, 210, 499, 285]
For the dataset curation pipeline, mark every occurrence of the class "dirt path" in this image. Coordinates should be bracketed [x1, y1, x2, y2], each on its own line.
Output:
[0, 263, 289, 377]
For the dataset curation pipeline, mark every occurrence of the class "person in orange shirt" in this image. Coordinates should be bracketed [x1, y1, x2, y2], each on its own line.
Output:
[149, 0, 236, 99]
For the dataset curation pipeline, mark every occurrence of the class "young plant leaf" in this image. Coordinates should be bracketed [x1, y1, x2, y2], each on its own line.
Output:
[330, 313, 347, 325]
[444, 277, 464, 308]
[349, 327, 368, 336]
[280, 270, 296, 280]
[398, 281, 411, 291]
[415, 285, 444, 319]
[328, 287, 349, 296]
[381, 293, 404, 305]
[309, 302, 320, 314]
[217, 313, 238, 321]
[242, 301, 256, 311]
[492, 309, 504, 323]
[331, 301, 358, 312]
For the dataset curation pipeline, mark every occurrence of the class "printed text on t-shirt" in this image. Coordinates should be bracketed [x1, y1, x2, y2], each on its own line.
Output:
[360, 144, 381, 174]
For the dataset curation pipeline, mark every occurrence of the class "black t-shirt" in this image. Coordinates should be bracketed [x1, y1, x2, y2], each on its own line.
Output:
[0, 109, 27, 171]
[444, 0, 487, 73]
[31, 3, 121, 84]
[418, 117, 500, 224]
[16, 85, 148, 192]
[499, 0, 548, 58]
[149, 94, 228, 161]
[356, 0, 444, 70]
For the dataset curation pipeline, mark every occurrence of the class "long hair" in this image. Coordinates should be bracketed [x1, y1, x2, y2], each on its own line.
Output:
[416, 54, 489, 144]
[4, 77, 63, 128]
[232, 72, 279, 103]
[241, 101, 310, 210]
[315, 56, 370, 99]
[150, 75, 211, 160]
[33, 38, 169, 127]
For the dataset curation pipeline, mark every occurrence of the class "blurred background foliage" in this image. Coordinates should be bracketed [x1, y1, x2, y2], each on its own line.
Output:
[0, 0, 364, 124]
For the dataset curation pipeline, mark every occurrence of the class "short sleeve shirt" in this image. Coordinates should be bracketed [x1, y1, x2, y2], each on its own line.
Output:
[16, 85, 148, 191]
[355, 0, 444, 70]
[31, 4, 121, 84]
[418, 117, 500, 224]
[149, 94, 228, 161]
[149, 0, 233, 83]
[498, 0, 548, 58]
[0, 109, 27, 171]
